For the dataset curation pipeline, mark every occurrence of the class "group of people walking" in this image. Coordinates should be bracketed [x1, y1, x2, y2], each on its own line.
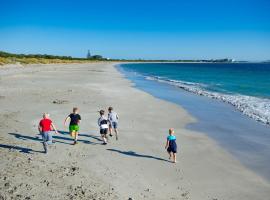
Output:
[38, 106, 177, 163]
[38, 106, 119, 153]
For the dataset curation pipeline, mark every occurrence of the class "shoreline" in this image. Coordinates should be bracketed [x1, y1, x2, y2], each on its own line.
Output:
[118, 63, 270, 182]
[0, 63, 270, 199]
[118, 63, 270, 126]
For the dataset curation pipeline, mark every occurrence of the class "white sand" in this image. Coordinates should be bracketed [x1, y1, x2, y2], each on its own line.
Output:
[0, 63, 269, 200]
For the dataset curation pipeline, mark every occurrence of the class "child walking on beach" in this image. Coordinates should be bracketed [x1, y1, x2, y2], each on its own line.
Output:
[98, 110, 109, 145]
[64, 107, 81, 145]
[108, 106, 119, 140]
[165, 128, 177, 163]
[38, 113, 58, 154]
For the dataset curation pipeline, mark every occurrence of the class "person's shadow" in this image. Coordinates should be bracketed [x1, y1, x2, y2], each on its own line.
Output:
[9, 132, 42, 142]
[107, 148, 170, 162]
[9, 132, 97, 145]
[5, 131, 102, 154]
[59, 131, 103, 141]
[79, 133, 103, 142]
[0, 144, 43, 154]
[58, 131, 102, 144]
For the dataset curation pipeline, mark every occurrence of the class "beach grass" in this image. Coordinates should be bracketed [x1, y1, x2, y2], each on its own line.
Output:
[0, 56, 101, 65]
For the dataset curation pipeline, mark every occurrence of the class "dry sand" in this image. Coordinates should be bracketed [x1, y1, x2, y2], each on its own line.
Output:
[0, 63, 269, 200]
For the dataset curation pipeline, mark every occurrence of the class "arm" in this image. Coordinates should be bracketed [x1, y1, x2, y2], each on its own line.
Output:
[165, 140, 169, 149]
[116, 114, 119, 120]
[51, 123, 58, 134]
[64, 116, 70, 126]
[38, 124, 42, 133]
[78, 115, 81, 124]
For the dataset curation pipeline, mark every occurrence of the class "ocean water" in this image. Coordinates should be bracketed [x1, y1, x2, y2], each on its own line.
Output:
[118, 63, 270, 181]
[120, 63, 270, 125]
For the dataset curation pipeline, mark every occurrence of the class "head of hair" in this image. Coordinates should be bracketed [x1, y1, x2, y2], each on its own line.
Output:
[99, 110, 105, 115]
[73, 107, 78, 113]
[108, 106, 113, 111]
[43, 113, 50, 119]
[169, 128, 174, 135]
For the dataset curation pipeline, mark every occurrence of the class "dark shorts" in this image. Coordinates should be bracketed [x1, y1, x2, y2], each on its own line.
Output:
[100, 128, 108, 135]
[109, 122, 118, 129]
[167, 146, 177, 153]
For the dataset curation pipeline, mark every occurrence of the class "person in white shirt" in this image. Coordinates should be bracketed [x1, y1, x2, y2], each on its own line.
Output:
[108, 107, 119, 140]
[98, 110, 109, 145]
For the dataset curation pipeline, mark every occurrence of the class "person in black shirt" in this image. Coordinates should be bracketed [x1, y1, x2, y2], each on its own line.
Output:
[64, 107, 81, 145]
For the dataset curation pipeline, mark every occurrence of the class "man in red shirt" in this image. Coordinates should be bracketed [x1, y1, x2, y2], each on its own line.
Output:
[38, 113, 58, 154]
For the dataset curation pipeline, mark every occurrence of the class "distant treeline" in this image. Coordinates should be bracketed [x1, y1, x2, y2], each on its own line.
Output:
[0, 51, 104, 60]
[0, 50, 235, 65]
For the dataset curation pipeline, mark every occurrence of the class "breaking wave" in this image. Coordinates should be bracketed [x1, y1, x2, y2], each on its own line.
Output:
[145, 76, 270, 125]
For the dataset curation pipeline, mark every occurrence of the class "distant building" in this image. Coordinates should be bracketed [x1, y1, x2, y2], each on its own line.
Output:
[86, 50, 91, 59]
[91, 55, 103, 60]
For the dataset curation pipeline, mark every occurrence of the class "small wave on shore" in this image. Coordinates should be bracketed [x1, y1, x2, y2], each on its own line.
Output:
[145, 76, 270, 125]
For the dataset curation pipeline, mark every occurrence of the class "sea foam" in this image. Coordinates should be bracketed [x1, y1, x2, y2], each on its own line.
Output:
[145, 76, 270, 125]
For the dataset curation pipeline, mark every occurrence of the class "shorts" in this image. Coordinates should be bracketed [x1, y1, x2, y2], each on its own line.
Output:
[167, 146, 177, 154]
[41, 131, 53, 153]
[69, 125, 79, 132]
[100, 128, 108, 135]
[41, 131, 53, 144]
[109, 121, 118, 129]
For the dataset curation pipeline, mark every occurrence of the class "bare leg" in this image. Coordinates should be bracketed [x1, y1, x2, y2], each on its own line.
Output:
[105, 129, 109, 141]
[115, 129, 118, 140]
[168, 151, 172, 160]
[74, 132, 78, 144]
[42, 133, 48, 154]
[109, 126, 113, 137]
[102, 134, 107, 144]
[70, 131, 75, 144]
[173, 153, 177, 163]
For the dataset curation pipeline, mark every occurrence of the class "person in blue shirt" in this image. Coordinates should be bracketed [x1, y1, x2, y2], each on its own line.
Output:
[165, 128, 177, 163]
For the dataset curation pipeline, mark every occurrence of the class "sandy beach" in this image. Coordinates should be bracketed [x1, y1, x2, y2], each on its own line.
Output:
[0, 63, 270, 200]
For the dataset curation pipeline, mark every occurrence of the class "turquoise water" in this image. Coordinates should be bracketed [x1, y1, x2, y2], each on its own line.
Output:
[118, 63, 270, 181]
[120, 63, 270, 124]
[121, 63, 270, 97]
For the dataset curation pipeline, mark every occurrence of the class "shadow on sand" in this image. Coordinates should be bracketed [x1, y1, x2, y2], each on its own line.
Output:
[58, 131, 103, 142]
[0, 144, 43, 154]
[107, 148, 170, 162]
[3, 132, 105, 155]
[9, 132, 101, 146]
[79, 133, 103, 142]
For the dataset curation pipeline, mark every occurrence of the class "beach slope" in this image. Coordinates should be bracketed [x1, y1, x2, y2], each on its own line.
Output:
[0, 63, 269, 200]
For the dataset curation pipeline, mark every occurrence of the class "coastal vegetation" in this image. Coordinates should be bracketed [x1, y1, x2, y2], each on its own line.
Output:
[0, 50, 235, 65]
[0, 51, 105, 65]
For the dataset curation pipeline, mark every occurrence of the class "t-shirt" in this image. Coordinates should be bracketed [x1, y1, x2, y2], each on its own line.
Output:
[108, 112, 118, 123]
[167, 135, 176, 141]
[69, 113, 81, 126]
[39, 118, 52, 132]
[98, 116, 109, 129]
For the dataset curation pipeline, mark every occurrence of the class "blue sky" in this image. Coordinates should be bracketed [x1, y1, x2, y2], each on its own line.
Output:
[0, 0, 270, 60]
